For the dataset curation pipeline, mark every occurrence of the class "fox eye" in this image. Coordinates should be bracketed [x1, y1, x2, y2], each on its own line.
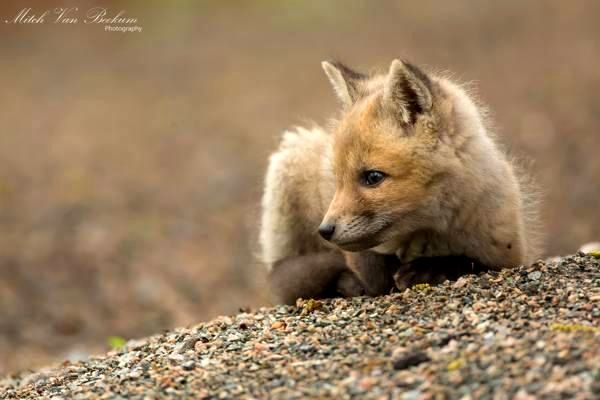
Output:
[360, 170, 387, 187]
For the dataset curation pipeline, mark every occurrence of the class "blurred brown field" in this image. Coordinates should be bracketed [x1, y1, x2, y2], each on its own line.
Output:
[0, 0, 598, 373]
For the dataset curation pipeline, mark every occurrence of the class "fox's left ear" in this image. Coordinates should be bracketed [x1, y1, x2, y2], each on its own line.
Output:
[321, 61, 367, 108]
[383, 59, 433, 125]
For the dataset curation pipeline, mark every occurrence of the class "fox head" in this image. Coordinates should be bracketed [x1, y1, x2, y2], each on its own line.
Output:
[318, 59, 470, 252]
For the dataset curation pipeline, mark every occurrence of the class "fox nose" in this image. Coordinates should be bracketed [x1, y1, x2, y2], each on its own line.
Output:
[318, 223, 336, 241]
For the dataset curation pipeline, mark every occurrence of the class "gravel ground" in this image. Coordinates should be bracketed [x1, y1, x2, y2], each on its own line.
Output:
[1, 253, 598, 399]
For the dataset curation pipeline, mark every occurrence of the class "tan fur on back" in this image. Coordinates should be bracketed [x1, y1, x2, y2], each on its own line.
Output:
[260, 127, 335, 270]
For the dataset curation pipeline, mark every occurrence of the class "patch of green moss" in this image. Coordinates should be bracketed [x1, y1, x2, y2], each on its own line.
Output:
[411, 283, 432, 293]
[298, 298, 323, 315]
[447, 357, 465, 371]
[550, 323, 600, 333]
[107, 336, 127, 349]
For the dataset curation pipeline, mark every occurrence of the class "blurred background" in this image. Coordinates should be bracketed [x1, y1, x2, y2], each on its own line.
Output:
[0, 0, 598, 374]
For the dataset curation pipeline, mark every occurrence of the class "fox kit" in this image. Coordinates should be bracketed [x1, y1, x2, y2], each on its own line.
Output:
[260, 59, 541, 304]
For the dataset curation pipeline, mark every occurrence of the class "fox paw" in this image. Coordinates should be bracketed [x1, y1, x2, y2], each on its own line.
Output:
[393, 262, 449, 291]
[335, 270, 366, 298]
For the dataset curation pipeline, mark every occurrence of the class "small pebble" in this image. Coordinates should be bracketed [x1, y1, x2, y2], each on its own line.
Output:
[528, 271, 542, 280]
[182, 361, 196, 371]
[392, 350, 430, 370]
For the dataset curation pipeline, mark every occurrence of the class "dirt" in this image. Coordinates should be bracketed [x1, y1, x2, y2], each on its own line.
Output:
[1, 253, 598, 399]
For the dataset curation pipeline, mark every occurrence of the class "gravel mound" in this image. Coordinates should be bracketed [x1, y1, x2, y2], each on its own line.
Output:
[1, 253, 598, 399]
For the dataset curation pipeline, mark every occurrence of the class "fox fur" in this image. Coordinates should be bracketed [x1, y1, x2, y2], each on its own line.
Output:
[260, 59, 542, 304]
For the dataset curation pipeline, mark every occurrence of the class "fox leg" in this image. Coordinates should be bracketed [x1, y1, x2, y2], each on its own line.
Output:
[268, 252, 365, 305]
[392, 231, 492, 291]
[343, 251, 398, 296]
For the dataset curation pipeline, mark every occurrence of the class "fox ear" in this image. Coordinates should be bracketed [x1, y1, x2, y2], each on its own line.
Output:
[321, 61, 366, 108]
[383, 59, 433, 125]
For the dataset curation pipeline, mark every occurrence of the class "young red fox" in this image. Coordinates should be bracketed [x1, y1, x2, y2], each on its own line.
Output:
[260, 59, 541, 304]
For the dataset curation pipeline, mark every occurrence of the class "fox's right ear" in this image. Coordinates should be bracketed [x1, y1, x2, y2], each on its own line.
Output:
[321, 61, 366, 108]
[383, 59, 433, 125]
